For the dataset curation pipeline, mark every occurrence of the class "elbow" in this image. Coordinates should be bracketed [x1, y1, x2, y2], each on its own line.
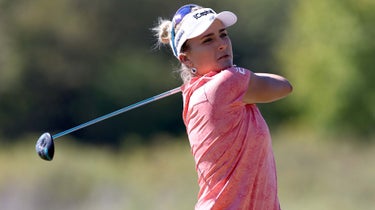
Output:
[276, 79, 293, 101]
[285, 80, 293, 95]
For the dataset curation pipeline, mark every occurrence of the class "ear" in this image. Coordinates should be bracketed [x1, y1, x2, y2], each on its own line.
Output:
[178, 53, 193, 68]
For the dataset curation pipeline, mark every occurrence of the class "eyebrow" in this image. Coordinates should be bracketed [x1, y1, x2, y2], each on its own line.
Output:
[200, 28, 227, 40]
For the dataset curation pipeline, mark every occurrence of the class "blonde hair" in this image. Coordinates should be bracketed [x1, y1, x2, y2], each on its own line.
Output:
[153, 5, 203, 83]
[152, 18, 193, 83]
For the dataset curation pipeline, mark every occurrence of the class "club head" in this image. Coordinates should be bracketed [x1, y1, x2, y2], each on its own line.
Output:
[35, 132, 54, 161]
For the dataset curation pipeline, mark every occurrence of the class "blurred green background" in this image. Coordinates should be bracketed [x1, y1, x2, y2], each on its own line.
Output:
[0, 0, 374, 209]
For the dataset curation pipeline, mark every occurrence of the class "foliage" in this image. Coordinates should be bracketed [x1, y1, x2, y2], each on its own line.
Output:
[0, 0, 374, 144]
[275, 0, 375, 136]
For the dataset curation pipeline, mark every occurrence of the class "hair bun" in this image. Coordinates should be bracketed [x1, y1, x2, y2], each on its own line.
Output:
[158, 19, 172, 44]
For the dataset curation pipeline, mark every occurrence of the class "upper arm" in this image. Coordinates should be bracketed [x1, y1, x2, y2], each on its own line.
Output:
[205, 67, 250, 107]
[243, 72, 293, 104]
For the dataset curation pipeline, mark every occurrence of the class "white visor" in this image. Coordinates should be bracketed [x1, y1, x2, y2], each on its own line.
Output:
[170, 8, 237, 57]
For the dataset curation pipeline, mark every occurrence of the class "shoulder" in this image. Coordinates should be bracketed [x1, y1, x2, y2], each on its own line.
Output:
[228, 66, 250, 76]
[204, 66, 252, 105]
[207, 66, 251, 91]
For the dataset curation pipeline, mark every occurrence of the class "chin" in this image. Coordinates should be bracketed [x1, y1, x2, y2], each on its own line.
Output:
[217, 60, 233, 70]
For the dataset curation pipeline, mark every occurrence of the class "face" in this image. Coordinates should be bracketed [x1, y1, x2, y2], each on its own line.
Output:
[179, 19, 233, 75]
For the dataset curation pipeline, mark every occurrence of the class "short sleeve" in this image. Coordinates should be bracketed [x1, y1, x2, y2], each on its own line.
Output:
[204, 67, 251, 108]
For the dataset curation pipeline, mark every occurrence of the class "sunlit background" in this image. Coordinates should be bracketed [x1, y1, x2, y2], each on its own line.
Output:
[0, 0, 374, 209]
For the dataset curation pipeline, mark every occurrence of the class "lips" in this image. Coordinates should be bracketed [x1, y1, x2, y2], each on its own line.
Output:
[218, 54, 230, 60]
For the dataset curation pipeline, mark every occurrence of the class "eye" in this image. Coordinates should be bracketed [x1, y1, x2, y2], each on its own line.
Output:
[202, 38, 213, 44]
[220, 32, 228, 38]
[203, 38, 213, 43]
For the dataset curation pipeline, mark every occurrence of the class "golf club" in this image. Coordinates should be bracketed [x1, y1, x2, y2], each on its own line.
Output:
[35, 87, 181, 161]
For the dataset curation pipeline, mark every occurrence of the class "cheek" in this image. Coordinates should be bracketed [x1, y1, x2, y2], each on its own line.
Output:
[191, 47, 215, 63]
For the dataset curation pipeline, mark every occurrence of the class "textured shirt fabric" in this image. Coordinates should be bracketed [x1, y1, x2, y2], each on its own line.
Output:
[181, 66, 280, 210]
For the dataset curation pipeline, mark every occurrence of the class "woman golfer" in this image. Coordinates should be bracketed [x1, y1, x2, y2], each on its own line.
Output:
[154, 4, 292, 210]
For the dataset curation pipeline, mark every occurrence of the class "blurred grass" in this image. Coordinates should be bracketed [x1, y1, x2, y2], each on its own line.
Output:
[274, 130, 375, 210]
[0, 132, 374, 210]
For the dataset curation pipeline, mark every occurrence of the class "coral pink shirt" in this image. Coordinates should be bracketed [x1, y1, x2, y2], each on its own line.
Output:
[181, 66, 280, 210]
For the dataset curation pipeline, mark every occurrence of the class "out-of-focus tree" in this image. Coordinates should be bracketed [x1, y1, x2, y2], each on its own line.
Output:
[0, 0, 296, 144]
[275, 0, 375, 137]
[1, 0, 373, 145]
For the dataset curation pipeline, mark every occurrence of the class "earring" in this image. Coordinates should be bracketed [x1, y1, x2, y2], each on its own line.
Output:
[191, 68, 197, 74]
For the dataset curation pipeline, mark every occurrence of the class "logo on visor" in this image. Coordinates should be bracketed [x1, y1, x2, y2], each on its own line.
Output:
[193, 9, 215, 19]
[175, 29, 185, 49]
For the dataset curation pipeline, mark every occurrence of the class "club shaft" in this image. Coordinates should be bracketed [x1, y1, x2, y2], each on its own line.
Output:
[52, 87, 181, 139]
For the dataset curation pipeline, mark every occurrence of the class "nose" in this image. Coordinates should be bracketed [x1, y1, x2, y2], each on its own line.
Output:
[218, 39, 228, 51]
